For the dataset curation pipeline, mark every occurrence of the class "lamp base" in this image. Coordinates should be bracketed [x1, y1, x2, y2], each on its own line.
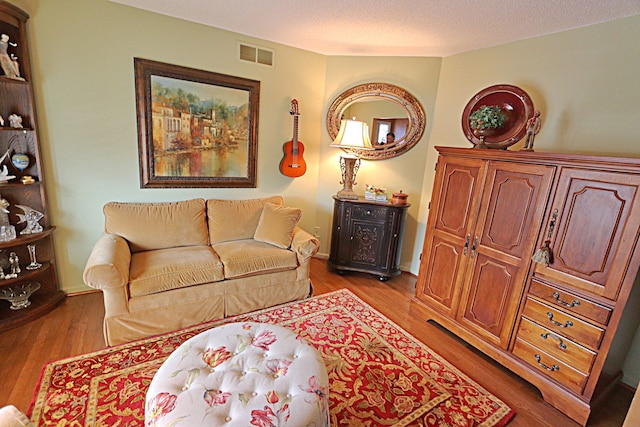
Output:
[336, 188, 358, 200]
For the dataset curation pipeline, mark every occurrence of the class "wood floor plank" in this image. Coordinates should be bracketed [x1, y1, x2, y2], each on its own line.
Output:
[0, 258, 633, 426]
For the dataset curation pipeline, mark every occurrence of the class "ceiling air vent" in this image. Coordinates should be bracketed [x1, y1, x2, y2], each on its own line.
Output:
[238, 42, 274, 67]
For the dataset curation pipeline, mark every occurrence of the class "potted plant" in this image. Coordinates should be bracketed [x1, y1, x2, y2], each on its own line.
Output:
[469, 105, 507, 131]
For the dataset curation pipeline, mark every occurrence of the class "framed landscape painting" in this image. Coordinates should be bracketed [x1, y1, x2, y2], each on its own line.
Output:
[134, 58, 260, 188]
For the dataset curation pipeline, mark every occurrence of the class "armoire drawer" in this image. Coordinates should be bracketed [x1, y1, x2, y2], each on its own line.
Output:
[522, 298, 604, 350]
[513, 338, 588, 394]
[529, 280, 612, 325]
[515, 317, 596, 373]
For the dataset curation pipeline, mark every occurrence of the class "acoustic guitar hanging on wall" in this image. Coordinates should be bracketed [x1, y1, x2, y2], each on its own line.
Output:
[279, 99, 306, 177]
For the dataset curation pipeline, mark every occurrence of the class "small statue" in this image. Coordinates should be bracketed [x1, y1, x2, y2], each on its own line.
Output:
[522, 110, 542, 151]
[8, 114, 22, 129]
[16, 205, 44, 234]
[0, 34, 23, 80]
[4, 251, 20, 279]
[8, 251, 19, 277]
[0, 196, 10, 227]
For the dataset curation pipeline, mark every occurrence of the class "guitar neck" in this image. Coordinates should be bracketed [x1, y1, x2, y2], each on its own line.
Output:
[292, 115, 299, 154]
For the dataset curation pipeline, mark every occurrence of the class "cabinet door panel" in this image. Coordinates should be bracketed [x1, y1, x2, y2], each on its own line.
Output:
[416, 156, 486, 316]
[537, 169, 640, 299]
[458, 253, 519, 346]
[433, 158, 485, 238]
[459, 162, 555, 348]
[478, 162, 555, 258]
[328, 202, 348, 265]
[415, 232, 466, 316]
[348, 220, 387, 268]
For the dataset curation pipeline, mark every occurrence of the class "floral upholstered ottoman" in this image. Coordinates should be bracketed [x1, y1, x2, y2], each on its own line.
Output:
[145, 322, 330, 426]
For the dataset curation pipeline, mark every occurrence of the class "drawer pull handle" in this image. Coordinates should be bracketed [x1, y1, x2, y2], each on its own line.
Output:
[541, 332, 567, 350]
[463, 234, 471, 256]
[535, 354, 560, 372]
[552, 292, 580, 308]
[366, 210, 371, 215]
[547, 312, 573, 328]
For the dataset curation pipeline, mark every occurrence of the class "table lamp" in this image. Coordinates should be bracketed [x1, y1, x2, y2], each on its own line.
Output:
[331, 119, 372, 199]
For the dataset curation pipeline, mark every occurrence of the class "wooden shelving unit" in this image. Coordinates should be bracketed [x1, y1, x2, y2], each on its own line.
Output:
[0, 1, 64, 330]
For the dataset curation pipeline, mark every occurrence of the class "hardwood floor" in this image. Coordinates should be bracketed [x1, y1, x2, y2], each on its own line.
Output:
[0, 257, 633, 426]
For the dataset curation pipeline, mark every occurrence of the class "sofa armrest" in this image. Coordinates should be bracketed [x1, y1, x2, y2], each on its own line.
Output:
[83, 233, 131, 290]
[291, 227, 319, 263]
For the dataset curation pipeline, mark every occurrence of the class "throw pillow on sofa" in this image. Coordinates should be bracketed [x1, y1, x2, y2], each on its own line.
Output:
[207, 196, 283, 244]
[254, 202, 302, 249]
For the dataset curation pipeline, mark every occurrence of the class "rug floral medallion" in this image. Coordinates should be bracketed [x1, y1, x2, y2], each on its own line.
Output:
[29, 289, 515, 426]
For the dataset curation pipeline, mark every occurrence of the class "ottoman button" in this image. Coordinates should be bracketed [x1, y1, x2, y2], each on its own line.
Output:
[225, 416, 232, 422]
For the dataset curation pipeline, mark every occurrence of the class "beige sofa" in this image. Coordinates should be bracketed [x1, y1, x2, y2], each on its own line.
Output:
[83, 196, 319, 346]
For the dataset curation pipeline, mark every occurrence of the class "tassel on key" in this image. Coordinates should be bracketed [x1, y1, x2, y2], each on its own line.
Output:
[532, 209, 558, 267]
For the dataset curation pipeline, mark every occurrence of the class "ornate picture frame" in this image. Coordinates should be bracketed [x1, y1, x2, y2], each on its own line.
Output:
[134, 58, 260, 188]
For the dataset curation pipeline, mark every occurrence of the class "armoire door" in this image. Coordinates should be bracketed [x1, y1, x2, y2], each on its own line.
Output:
[456, 161, 555, 348]
[533, 168, 640, 300]
[415, 156, 486, 317]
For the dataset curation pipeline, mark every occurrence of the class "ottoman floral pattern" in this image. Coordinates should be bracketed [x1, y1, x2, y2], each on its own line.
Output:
[145, 322, 330, 426]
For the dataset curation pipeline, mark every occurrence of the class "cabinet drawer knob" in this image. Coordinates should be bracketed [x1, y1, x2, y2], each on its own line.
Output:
[547, 312, 573, 328]
[535, 354, 560, 372]
[553, 292, 580, 308]
[366, 210, 371, 215]
[541, 332, 567, 349]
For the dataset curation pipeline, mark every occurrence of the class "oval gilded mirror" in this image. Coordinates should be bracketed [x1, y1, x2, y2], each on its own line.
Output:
[327, 82, 426, 160]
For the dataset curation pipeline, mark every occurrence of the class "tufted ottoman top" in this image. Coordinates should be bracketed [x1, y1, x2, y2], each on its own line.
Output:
[145, 322, 330, 426]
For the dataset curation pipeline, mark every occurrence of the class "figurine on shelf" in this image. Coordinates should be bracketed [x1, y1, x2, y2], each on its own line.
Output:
[521, 110, 542, 151]
[16, 205, 44, 234]
[7, 114, 22, 128]
[0, 196, 16, 241]
[0, 34, 23, 80]
[0, 114, 4, 127]
[8, 251, 19, 278]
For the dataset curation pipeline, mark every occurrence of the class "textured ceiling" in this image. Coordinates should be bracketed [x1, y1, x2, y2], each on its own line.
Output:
[112, 0, 640, 56]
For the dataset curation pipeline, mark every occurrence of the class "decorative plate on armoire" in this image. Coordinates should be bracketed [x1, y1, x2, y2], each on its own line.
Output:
[462, 84, 535, 149]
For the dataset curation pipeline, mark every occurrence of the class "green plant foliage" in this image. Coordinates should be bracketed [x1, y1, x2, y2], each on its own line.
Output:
[469, 105, 506, 130]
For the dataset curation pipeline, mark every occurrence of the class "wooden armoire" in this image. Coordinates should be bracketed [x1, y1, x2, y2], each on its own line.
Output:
[411, 146, 640, 426]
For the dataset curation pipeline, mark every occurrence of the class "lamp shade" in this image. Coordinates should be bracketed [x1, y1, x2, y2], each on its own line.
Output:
[331, 119, 372, 149]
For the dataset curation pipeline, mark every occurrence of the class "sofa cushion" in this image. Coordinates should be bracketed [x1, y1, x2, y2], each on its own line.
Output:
[213, 239, 298, 279]
[254, 202, 302, 249]
[207, 196, 283, 245]
[104, 199, 208, 253]
[129, 246, 224, 297]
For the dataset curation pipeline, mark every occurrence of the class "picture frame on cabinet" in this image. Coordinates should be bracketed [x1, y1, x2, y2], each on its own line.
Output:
[134, 58, 260, 188]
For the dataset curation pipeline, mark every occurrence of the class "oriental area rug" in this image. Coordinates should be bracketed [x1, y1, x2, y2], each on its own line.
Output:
[29, 289, 515, 426]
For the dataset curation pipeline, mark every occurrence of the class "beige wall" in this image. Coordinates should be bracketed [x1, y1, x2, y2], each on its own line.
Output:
[11, 0, 640, 388]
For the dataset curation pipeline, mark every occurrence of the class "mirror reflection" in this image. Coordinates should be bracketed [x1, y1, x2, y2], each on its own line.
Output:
[327, 82, 426, 160]
[343, 99, 408, 146]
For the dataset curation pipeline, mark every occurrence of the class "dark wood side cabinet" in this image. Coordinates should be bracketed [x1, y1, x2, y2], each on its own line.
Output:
[0, 1, 64, 330]
[411, 146, 640, 426]
[328, 196, 409, 280]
